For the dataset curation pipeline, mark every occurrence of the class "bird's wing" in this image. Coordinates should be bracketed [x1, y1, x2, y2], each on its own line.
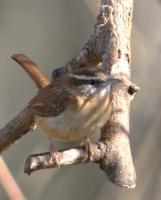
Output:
[28, 80, 72, 117]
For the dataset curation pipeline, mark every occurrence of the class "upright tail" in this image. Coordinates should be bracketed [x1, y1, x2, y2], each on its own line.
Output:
[12, 54, 50, 90]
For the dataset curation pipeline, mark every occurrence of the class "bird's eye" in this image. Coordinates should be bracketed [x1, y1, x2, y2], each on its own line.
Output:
[90, 79, 96, 85]
[89, 78, 104, 85]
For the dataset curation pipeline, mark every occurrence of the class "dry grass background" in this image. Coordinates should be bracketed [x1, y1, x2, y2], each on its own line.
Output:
[0, 0, 161, 199]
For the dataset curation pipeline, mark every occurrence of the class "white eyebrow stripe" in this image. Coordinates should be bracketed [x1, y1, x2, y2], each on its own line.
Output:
[69, 74, 99, 81]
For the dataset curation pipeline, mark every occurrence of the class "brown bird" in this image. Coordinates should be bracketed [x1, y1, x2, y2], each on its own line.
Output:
[12, 54, 113, 163]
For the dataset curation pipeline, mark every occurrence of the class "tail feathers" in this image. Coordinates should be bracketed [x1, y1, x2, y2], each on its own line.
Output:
[12, 54, 50, 90]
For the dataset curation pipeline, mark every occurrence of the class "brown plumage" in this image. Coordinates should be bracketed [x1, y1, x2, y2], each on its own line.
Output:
[13, 54, 111, 141]
[27, 67, 111, 141]
[12, 54, 50, 89]
[28, 66, 109, 117]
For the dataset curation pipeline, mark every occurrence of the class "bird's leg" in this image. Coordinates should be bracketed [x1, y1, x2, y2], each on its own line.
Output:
[48, 138, 61, 166]
[81, 137, 94, 162]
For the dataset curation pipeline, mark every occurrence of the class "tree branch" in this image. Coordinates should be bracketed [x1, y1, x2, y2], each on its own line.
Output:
[0, 108, 34, 153]
[0, 54, 49, 154]
[49, 0, 137, 188]
[25, 133, 136, 188]
[0, 157, 25, 199]
[52, 35, 101, 79]
[25, 143, 102, 174]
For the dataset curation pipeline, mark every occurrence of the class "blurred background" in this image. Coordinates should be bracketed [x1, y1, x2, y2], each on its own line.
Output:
[0, 0, 161, 199]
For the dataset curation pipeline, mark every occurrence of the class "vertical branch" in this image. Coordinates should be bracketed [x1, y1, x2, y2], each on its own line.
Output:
[100, 81, 137, 188]
[96, 0, 133, 74]
[96, 0, 137, 188]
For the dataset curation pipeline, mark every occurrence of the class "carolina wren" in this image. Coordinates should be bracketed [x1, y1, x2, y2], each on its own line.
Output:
[29, 67, 112, 141]
[12, 54, 112, 162]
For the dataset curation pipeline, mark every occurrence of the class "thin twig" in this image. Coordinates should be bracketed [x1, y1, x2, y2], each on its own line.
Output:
[0, 157, 26, 200]
[25, 143, 101, 174]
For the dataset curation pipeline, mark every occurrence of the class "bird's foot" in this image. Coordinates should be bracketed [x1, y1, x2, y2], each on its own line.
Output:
[48, 144, 61, 166]
[81, 137, 94, 162]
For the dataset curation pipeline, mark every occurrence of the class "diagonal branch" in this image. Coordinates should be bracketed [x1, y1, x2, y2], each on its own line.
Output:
[0, 54, 50, 154]
[52, 35, 101, 79]
[0, 54, 47, 153]
[0, 157, 25, 199]
[0, 108, 34, 153]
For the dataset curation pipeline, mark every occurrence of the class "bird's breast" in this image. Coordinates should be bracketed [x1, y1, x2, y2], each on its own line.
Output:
[35, 86, 111, 141]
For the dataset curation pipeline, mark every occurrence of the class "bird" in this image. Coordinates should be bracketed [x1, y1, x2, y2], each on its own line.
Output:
[12, 54, 113, 164]
[29, 68, 112, 141]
